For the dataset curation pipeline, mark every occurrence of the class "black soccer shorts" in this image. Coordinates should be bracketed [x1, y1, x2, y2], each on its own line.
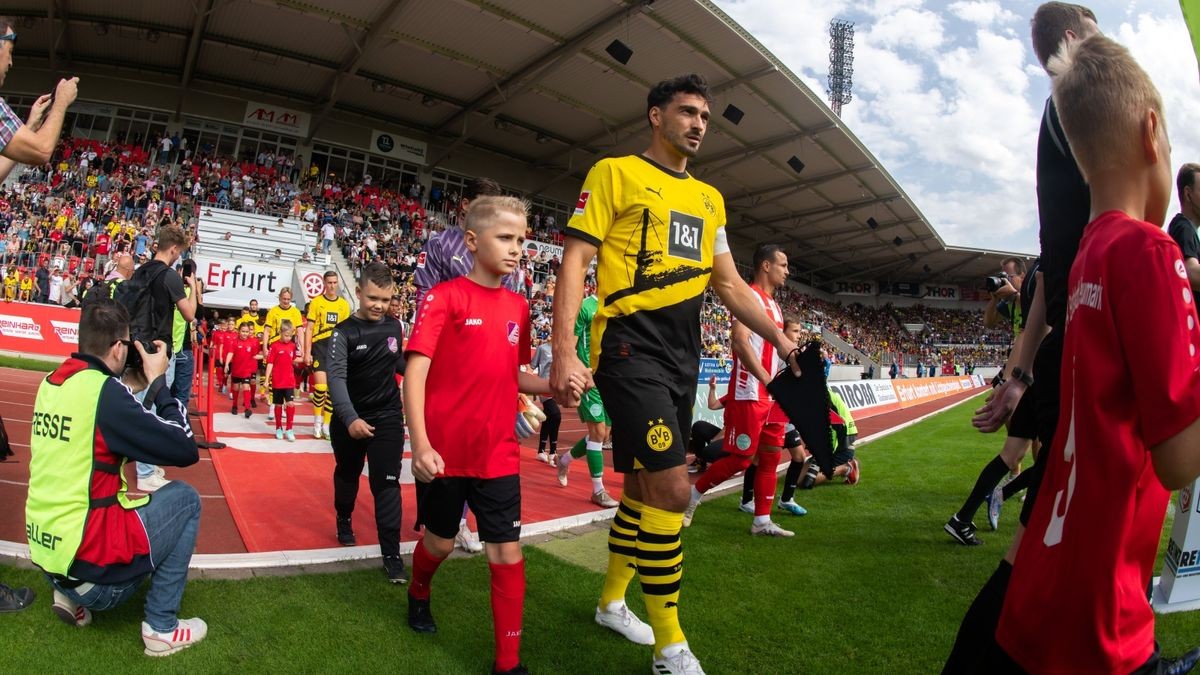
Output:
[271, 388, 295, 404]
[594, 367, 695, 474]
[419, 474, 521, 543]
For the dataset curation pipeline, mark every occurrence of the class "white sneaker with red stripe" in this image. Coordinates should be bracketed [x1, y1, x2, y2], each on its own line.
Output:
[142, 618, 208, 656]
[51, 590, 92, 627]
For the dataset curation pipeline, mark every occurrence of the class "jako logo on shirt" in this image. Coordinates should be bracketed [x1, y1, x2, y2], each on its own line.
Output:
[465, 318, 483, 326]
[506, 321, 520, 345]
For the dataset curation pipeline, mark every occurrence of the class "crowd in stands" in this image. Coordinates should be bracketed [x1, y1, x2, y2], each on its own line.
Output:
[0, 133, 1011, 372]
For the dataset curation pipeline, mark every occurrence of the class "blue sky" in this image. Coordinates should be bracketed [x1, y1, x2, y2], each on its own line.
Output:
[714, 0, 1200, 254]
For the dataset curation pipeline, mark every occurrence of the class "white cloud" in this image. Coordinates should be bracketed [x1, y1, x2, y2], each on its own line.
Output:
[714, 0, 1200, 254]
[867, 7, 947, 53]
[947, 1, 1018, 27]
[1114, 13, 1200, 214]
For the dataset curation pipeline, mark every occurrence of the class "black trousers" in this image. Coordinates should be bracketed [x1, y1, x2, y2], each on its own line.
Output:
[538, 397, 562, 451]
[330, 415, 403, 557]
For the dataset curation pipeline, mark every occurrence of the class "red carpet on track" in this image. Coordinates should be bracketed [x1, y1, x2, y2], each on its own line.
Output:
[207, 390, 619, 551]
[209, 447, 618, 552]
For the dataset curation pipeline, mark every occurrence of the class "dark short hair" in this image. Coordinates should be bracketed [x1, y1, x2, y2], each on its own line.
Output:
[1030, 2, 1097, 67]
[646, 73, 713, 129]
[752, 243, 784, 273]
[79, 302, 129, 358]
[465, 177, 502, 200]
[1178, 163, 1200, 198]
[359, 261, 393, 289]
[783, 315, 803, 330]
[1002, 257, 1027, 275]
[323, 269, 338, 279]
[0, 17, 14, 35]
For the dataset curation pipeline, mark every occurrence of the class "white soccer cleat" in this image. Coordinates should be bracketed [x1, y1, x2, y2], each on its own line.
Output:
[142, 618, 208, 657]
[595, 601, 654, 645]
[750, 520, 795, 537]
[455, 523, 483, 553]
[652, 643, 706, 674]
[313, 424, 324, 440]
[738, 501, 754, 515]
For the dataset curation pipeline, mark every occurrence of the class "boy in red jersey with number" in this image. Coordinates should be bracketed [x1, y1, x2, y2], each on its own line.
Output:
[223, 321, 261, 418]
[994, 34, 1200, 673]
[265, 320, 302, 441]
[404, 196, 583, 675]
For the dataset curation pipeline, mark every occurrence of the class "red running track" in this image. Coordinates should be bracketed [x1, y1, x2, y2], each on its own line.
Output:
[0, 366, 984, 554]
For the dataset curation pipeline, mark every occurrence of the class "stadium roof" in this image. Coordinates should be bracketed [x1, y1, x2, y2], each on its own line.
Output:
[7, 0, 1028, 288]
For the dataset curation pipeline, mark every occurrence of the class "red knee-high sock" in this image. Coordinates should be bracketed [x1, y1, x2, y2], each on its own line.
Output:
[754, 451, 782, 516]
[490, 559, 525, 672]
[274, 405, 283, 429]
[285, 405, 295, 430]
[243, 388, 252, 409]
[695, 453, 752, 493]
[409, 539, 445, 601]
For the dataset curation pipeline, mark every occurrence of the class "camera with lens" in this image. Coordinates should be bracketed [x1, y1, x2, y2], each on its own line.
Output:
[124, 337, 158, 372]
[985, 272, 1010, 293]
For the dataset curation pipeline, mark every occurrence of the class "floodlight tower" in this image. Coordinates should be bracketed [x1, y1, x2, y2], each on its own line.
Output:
[827, 19, 855, 117]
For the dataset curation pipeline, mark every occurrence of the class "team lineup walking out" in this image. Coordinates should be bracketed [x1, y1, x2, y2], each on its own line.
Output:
[551, 73, 800, 675]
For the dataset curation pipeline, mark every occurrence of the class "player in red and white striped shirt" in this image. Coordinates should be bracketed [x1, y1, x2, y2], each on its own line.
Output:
[683, 243, 797, 537]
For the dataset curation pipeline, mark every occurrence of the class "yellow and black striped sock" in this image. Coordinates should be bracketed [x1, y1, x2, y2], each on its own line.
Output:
[311, 385, 328, 424]
[599, 496, 643, 607]
[637, 505, 686, 656]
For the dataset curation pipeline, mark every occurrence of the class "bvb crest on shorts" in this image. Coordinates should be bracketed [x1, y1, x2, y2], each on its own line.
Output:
[646, 418, 672, 451]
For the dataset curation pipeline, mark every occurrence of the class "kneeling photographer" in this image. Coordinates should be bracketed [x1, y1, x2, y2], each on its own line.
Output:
[24, 302, 208, 655]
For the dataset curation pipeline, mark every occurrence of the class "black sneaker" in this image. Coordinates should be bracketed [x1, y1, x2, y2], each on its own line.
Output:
[944, 515, 983, 546]
[244, 409, 252, 419]
[408, 594, 437, 633]
[1161, 647, 1200, 675]
[0, 583, 34, 612]
[494, 663, 531, 675]
[383, 555, 408, 584]
[336, 517, 356, 546]
[231, 407, 238, 416]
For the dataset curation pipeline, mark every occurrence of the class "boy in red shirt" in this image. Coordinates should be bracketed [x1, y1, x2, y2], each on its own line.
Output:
[223, 321, 261, 418]
[995, 34, 1200, 672]
[404, 196, 583, 675]
[265, 319, 302, 441]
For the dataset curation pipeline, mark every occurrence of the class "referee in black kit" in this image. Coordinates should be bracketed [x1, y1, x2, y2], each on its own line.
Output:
[327, 262, 408, 583]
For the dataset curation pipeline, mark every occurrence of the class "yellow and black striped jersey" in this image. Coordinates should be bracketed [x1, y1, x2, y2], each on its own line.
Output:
[306, 294, 352, 344]
[263, 304, 304, 345]
[565, 154, 727, 374]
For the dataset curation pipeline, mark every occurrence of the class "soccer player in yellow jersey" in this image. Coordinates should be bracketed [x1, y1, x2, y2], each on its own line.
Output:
[551, 74, 800, 675]
[262, 287, 304, 352]
[305, 270, 351, 439]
